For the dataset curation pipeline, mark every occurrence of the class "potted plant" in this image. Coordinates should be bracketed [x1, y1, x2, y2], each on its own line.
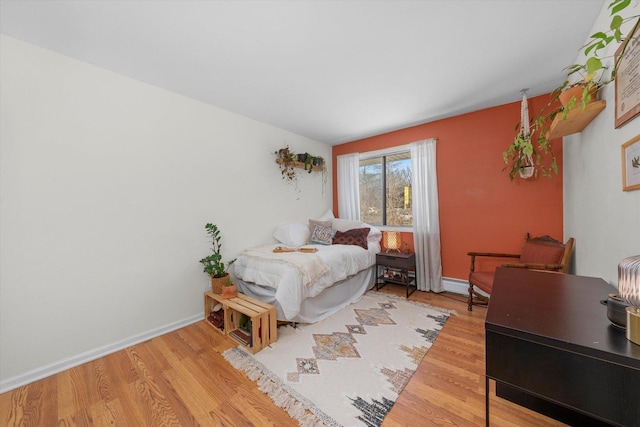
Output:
[312, 156, 324, 167]
[504, 0, 639, 180]
[199, 223, 234, 294]
[220, 277, 238, 299]
[274, 145, 298, 184]
[503, 109, 559, 180]
[303, 152, 314, 173]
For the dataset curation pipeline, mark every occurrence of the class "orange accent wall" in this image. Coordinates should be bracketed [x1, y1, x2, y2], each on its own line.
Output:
[332, 94, 564, 281]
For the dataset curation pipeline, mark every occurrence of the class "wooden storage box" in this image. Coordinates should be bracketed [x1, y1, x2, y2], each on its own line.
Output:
[204, 291, 277, 353]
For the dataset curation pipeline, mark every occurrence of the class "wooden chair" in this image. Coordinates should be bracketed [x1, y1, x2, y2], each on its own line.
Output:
[467, 233, 574, 311]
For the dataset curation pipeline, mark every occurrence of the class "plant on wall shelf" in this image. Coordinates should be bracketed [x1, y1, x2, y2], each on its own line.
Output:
[504, 0, 639, 180]
[274, 145, 297, 183]
[273, 145, 326, 182]
[304, 153, 313, 173]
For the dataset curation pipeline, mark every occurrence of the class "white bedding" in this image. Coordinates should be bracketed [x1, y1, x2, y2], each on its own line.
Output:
[232, 242, 380, 320]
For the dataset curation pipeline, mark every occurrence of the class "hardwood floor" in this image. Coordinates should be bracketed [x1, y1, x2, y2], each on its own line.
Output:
[0, 289, 566, 426]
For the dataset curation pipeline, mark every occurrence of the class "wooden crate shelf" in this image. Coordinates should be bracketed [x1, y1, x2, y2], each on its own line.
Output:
[204, 291, 277, 353]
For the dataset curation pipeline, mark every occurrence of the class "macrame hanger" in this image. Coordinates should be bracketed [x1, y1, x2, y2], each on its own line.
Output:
[519, 89, 534, 179]
[520, 89, 530, 137]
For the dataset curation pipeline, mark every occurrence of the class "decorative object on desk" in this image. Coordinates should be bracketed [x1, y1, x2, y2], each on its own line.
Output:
[220, 277, 238, 300]
[383, 230, 401, 253]
[200, 223, 235, 294]
[223, 291, 452, 427]
[618, 255, 640, 345]
[602, 294, 631, 328]
[621, 134, 640, 191]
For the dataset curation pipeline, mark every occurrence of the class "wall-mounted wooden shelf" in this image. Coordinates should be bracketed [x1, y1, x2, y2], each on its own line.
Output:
[275, 158, 324, 172]
[547, 100, 606, 139]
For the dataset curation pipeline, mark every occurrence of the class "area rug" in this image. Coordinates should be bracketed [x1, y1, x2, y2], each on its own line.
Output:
[223, 291, 453, 427]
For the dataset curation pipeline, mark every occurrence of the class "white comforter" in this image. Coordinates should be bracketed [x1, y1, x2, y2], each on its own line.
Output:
[232, 242, 379, 320]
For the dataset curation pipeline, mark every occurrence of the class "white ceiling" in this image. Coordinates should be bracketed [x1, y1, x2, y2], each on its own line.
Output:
[0, 0, 605, 145]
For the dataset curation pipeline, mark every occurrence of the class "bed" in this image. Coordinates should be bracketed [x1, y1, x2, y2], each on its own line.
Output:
[232, 217, 382, 323]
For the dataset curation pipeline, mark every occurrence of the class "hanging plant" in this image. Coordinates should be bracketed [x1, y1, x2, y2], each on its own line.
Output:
[503, 0, 639, 180]
[274, 145, 297, 183]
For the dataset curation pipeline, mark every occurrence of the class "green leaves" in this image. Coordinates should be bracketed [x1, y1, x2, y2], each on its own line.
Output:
[200, 223, 231, 278]
[609, 0, 631, 15]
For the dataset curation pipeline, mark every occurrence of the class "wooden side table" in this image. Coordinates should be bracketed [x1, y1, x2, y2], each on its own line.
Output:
[375, 252, 417, 297]
[204, 291, 277, 353]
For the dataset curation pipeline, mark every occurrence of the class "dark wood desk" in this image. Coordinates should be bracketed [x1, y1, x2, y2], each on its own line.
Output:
[485, 268, 640, 427]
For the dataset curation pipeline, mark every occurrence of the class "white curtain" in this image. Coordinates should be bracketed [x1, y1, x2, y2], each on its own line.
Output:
[411, 139, 443, 292]
[337, 153, 361, 220]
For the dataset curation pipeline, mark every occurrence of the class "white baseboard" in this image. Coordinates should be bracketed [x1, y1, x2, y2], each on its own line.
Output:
[0, 313, 204, 394]
[442, 277, 468, 295]
[442, 276, 489, 297]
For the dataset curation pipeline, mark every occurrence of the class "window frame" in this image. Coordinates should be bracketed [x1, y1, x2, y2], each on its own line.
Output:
[359, 145, 412, 231]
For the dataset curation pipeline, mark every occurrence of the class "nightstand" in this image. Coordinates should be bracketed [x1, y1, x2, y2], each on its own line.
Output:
[375, 252, 417, 297]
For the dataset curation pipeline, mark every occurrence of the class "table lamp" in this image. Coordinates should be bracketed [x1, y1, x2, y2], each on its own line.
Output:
[383, 231, 401, 253]
[619, 255, 640, 345]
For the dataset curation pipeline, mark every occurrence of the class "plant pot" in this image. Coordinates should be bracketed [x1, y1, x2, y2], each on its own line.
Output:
[297, 153, 307, 163]
[559, 85, 597, 109]
[312, 157, 324, 167]
[220, 283, 237, 299]
[519, 165, 535, 179]
[210, 273, 229, 294]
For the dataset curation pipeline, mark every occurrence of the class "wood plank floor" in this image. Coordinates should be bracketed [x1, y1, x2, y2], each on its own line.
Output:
[0, 288, 567, 426]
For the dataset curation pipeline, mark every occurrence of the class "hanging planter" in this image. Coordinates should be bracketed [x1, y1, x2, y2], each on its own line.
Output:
[504, 91, 537, 180]
[519, 164, 535, 179]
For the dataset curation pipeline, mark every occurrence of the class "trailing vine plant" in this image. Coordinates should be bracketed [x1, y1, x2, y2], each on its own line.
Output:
[503, 0, 639, 180]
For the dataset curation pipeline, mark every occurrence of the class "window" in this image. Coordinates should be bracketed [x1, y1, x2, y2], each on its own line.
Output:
[359, 150, 412, 227]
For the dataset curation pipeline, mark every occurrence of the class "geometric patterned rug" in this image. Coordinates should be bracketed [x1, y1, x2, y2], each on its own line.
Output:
[223, 291, 453, 427]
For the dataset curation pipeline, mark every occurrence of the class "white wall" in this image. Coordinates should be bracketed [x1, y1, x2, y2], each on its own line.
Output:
[0, 35, 331, 390]
[564, 1, 640, 286]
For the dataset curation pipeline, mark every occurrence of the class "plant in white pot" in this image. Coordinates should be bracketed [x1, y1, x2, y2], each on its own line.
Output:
[199, 223, 234, 294]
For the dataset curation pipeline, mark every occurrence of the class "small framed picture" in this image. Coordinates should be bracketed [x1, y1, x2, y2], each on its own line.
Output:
[622, 134, 640, 191]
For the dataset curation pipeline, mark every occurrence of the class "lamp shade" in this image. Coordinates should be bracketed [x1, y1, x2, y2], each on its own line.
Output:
[619, 255, 640, 346]
[619, 255, 640, 307]
[383, 231, 401, 252]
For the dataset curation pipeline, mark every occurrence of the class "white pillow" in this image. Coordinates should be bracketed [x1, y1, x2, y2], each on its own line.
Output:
[318, 209, 335, 221]
[273, 223, 310, 247]
[363, 223, 383, 243]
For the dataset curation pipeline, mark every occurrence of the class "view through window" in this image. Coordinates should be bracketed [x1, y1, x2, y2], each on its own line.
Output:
[359, 151, 412, 227]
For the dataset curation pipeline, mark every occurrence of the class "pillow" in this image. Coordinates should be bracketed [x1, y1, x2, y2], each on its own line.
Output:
[318, 209, 335, 221]
[309, 219, 332, 235]
[273, 223, 310, 247]
[309, 224, 335, 245]
[363, 223, 383, 243]
[333, 227, 370, 249]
